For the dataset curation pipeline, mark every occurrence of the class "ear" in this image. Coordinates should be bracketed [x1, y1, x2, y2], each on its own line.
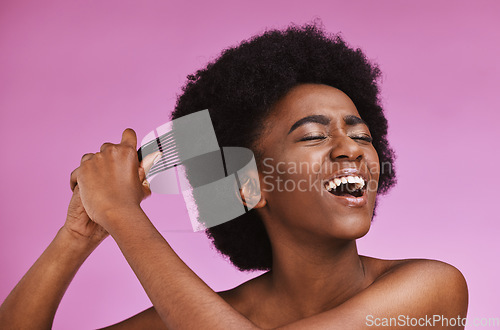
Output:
[237, 175, 266, 209]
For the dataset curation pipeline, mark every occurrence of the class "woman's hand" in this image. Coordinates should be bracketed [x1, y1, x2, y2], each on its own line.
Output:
[0, 129, 161, 329]
[69, 128, 161, 235]
[63, 152, 109, 249]
[64, 183, 109, 247]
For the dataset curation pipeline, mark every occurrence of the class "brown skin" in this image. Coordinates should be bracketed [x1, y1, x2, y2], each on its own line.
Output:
[215, 85, 468, 328]
[256, 84, 380, 242]
[223, 83, 384, 324]
[0, 152, 158, 329]
[0, 84, 468, 329]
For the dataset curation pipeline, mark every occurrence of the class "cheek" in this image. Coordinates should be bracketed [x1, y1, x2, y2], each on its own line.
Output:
[261, 170, 319, 199]
[368, 149, 380, 178]
[363, 148, 380, 195]
[258, 150, 322, 192]
[259, 164, 324, 224]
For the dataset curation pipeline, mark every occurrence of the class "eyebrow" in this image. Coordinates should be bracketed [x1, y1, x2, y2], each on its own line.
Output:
[287, 114, 368, 135]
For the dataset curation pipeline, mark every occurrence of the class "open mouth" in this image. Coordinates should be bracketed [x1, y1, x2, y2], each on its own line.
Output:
[324, 175, 366, 198]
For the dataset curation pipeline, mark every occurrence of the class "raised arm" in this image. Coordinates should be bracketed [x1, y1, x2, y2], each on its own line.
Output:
[70, 129, 258, 329]
[0, 182, 108, 329]
[273, 259, 468, 329]
[0, 150, 160, 329]
[72, 129, 468, 330]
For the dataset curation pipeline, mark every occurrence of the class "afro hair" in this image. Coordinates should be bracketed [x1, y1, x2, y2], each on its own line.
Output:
[171, 22, 396, 271]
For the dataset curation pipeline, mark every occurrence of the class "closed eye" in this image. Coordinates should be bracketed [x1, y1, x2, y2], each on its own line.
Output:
[351, 135, 373, 143]
[298, 135, 373, 143]
[299, 135, 327, 142]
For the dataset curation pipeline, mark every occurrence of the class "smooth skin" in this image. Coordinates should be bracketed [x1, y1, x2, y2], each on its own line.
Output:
[0, 84, 468, 329]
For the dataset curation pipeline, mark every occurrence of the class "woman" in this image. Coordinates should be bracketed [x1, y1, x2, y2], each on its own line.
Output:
[0, 24, 468, 329]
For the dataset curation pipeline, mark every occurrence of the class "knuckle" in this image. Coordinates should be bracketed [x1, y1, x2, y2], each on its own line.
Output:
[81, 153, 94, 162]
[93, 152, 103, 160]
[100, 142, 112, 151]
[70, 168, 79, 189]
[70, 167, 80, 177]
[102, 144, 119, 155]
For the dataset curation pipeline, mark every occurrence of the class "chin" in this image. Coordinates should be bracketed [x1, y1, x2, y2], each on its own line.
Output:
[328, 213, 372, 240]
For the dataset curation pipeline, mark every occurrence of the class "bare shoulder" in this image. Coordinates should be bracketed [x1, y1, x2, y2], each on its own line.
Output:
[373, 257, 468, 296]
[356, 257, 468, 317]
[271, 258, 469, 329]
[364, 256, 467, 284]
[218, 258, 468, 329]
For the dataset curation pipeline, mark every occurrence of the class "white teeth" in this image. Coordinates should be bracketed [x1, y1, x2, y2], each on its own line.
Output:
[325, 181, 335, 191]
[325, 175, 366, 192]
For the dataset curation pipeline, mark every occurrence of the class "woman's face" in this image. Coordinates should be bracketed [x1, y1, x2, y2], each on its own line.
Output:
[255, 83, 380, 241]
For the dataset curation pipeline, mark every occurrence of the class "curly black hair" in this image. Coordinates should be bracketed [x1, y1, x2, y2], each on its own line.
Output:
[171, 23, 397, 272]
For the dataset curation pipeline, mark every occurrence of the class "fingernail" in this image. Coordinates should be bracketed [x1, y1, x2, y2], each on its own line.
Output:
[153, 152, 163, 165]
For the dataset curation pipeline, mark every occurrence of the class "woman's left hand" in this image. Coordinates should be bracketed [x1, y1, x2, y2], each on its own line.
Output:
[70, 128, 160, 231]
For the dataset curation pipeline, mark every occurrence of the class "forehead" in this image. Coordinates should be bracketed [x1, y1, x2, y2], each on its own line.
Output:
[267, 83, 361, 126]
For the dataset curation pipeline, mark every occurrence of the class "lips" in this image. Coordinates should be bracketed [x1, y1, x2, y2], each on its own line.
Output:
[322, 167, 369, 208]
[324, 175, 365, 197]
[325, 187, 367, 207]
[324, 168, 369, 186]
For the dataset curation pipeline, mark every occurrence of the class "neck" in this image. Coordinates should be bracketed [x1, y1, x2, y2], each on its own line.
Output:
[264, 234, 367, 318]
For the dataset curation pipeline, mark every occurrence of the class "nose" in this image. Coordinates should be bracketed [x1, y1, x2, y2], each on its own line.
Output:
[329, 134, 363, 162]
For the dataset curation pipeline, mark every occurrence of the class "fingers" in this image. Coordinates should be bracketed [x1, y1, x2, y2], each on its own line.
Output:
[99, 143, 113, 153]
[120, 128, 137, 149]
[70, 168, 79, 191]
[138, 152, 162, 196]
[140, 151, 162, 177]
[70, 153, 94, 190]
[100, 128, 137, 153]
[81, 153, 94, 163]
[70, 128, 138, 192]
[142, 178, 152, 199]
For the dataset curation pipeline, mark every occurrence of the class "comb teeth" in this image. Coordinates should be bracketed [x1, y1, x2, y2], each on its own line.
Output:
[138, 110, 220, 178]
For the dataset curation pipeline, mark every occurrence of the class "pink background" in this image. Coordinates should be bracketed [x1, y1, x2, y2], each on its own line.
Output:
[1, 0, 499, 328]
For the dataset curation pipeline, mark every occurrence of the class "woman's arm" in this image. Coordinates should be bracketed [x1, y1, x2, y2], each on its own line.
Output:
[0, 186, 107, 329]
[74, 129, 467, 330]
[99, 306, 167, 329]
[273, 259, 468, 329]
[103, 207, 258, 330]
[0, 150, 158, 329]
[72, 129, 258, 330]
[95, 207, 469, 330]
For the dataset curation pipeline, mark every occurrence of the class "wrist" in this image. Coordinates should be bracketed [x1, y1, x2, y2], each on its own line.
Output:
[98, 205, 146, 229]
[100, 206, 154, 239]
[58, 225, 104, 255]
